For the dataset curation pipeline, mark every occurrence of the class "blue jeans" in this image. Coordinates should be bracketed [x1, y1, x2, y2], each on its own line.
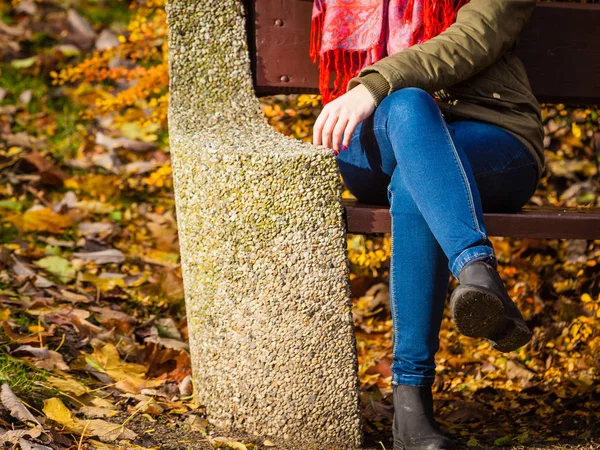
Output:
[337, 88, 538, 386]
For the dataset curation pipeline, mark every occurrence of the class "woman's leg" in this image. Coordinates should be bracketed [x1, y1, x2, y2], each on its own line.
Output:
[336, 87, 538, 450]
[337, 87, 538, 386]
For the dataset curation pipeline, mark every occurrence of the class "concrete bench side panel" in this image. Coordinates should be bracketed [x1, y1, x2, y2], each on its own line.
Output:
[166, 0, 363, 448]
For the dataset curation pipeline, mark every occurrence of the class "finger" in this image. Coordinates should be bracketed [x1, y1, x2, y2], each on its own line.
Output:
[313, 109, 329, 146]
[332, 115, 349, 153]
[342, 119, 359, 150]
[322, 113, 339, 149]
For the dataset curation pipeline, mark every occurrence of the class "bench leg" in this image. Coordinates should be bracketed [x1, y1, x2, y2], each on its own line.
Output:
[167, 0, 363, 445]
[171, 143, 363, 448]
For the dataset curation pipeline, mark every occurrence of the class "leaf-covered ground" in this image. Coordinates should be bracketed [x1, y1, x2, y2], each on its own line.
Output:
[0, 0, 598, 449]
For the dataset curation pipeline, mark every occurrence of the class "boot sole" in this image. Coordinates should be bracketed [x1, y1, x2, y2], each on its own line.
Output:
[450, 284, 533, 352]
[450, 285, 504, 338]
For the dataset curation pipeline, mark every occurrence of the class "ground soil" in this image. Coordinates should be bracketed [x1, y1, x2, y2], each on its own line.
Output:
[117, 413, 599, 450]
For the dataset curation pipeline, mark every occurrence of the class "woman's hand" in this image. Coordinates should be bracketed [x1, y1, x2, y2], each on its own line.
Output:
[312, 84, 376, 154]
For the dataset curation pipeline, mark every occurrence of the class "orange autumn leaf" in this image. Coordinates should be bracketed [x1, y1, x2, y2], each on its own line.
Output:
[13, 208, 73, 233]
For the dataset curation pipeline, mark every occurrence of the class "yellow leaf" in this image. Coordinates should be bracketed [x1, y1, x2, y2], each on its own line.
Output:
[44, 398, 137, 442]
[85, 342, 163, 393]
[47, 376, 90, 397]
[12, 208, 72, 233]
[0, 309, 10, 321]
[571, 122, 582, 139]
[64, 178, 79, 189]
[43, 398, 84, 433]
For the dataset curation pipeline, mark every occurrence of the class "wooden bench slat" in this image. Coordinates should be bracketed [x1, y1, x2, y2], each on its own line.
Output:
[251, 1, 600, 104]
[342, 199, 600, 239]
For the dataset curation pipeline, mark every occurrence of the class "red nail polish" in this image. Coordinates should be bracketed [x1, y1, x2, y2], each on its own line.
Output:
[341, 145, 348, 151]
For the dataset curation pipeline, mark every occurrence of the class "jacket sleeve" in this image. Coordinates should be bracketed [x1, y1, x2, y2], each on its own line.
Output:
[346, 0, 537, 106]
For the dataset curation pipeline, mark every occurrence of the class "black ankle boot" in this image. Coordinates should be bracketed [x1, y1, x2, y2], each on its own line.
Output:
[450, 259, 532, 352]
[392, 384, 456, 450]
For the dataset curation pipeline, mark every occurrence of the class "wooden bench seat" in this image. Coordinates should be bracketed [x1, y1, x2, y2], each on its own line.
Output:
[343, 199, 600, 239]
[247, 0, 600, 240]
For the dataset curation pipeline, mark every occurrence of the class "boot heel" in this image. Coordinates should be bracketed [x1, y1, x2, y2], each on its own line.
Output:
[490, 319, 533, 352]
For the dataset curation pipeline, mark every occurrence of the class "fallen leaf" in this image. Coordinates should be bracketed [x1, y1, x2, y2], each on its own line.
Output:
[73, 249, 125, 264]
[78, 406, 116, 418]
[19, 438, 52, 450]
[43, 397, 83, 433]
[0, 383, 40, 425]
[78, 222, 114, 238]
[85, 419, 137, 442]
[43, 397, 136, 441]
[11, 256, 55, 288]
[47, 376, 89, 396]
[52, 191, 77, 213]
[212, 437, 248, 449]
[20, 153, 67, 187]
[83, 342, 163, 393]
[34, 256, 76, 282]
[20, 208, 72, 233]
[12, 345, 49, 359]
[0, 427, 43, 445]
[179, 374, 193, 397]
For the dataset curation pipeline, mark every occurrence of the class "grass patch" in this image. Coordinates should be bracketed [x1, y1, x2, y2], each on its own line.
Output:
[0, 353, 53, 401]
[76, 0, 132, 28]
[0, 63, 88, 160]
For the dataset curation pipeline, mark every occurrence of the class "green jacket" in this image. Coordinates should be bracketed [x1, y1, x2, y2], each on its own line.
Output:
[347, 0, 545, 186]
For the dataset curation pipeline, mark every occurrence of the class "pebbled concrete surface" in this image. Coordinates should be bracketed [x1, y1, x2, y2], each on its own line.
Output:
[165, 0, 363, 448]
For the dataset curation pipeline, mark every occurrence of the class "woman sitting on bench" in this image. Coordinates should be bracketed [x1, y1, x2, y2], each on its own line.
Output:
[311, 0, 544, 448]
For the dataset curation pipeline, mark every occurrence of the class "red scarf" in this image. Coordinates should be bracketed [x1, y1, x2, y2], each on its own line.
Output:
[310, 0, 469, 104]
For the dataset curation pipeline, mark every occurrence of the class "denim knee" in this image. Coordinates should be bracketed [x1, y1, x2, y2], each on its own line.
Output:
[377, 87, 437, 120]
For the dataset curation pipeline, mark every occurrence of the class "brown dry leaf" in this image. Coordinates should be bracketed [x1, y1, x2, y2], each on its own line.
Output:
[89, 306, 136, 333]
[72, 249, 125, 264]
[77, 222, 115, 238]
[179, 374, 193, 397]
[11, 256, 55, 288]
[85, 419, 137, 442]
[147, 221, 179, 252]
[40, 306, 104, 337]
[13, 345, 70, 371]
[0, 426, 43, 445]
[0, 383, 40, 425]
[212, 437, 248, 449]
[143, 341, 191, 383]
[19, 438, 52, 450]
[87, 439, 155, 449]
[78, 406, 117, 419]
[12, 345, 49, 359]
[506, 360, 536, 385]
[19, 152, 67, 187]
[186, 414, 207, 432]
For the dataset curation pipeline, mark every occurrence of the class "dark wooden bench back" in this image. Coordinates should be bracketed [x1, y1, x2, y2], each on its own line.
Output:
[247, 1, 600, 104]
[243, 1, 600, 239]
